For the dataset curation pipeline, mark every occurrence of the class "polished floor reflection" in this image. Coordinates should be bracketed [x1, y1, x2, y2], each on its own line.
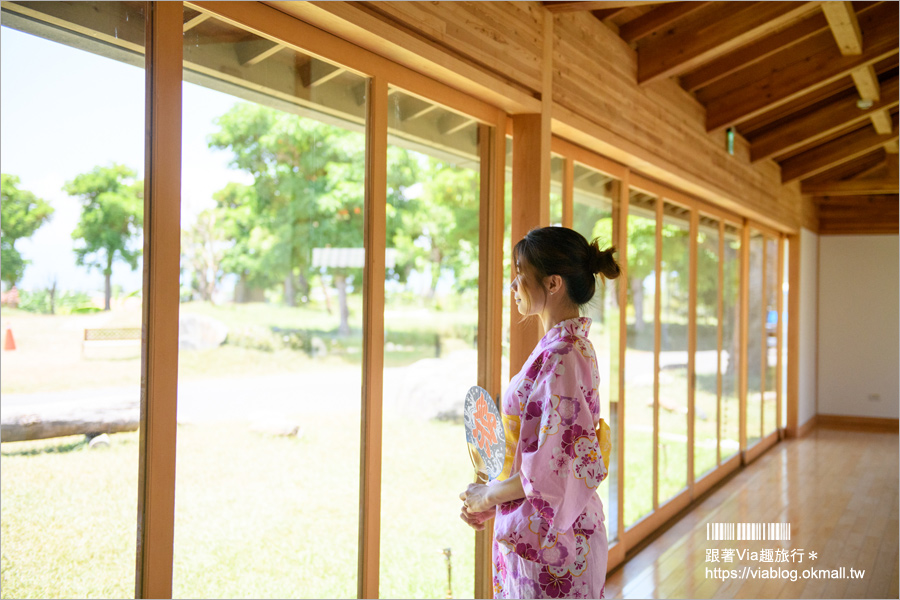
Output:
[605, 427, 899, 599]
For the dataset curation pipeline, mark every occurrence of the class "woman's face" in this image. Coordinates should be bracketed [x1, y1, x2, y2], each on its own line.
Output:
[511, 256, 544, 316]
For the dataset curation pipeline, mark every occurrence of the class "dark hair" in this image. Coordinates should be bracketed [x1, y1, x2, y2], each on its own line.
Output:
[514, 226, 620, 307]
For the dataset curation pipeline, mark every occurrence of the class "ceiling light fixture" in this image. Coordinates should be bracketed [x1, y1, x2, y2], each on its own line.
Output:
[857, 98, 875, 110]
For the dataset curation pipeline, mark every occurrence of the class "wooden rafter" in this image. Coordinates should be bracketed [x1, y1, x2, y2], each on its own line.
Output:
[183, 12, 210, 33]
[235, 39, 284, 67]
[543, 1, 672, 13]
[851, 64, 881, 101]
[822, 1, 863, 55]
[702, 1, 899, 132]
[637, 1, 820, 84]
[617, 2, 709, 44]
[297, 58, 344, 88]
[801, 148, 887, 184]
[780, 114, 899, 182]
[680, 10, 829, 92]
[750, 76, 899, 162]
[801, 179, 899, 195]
[871, 108, 894, 134]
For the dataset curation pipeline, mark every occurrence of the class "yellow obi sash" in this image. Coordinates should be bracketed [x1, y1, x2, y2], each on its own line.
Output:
[497, 413, 611, 481]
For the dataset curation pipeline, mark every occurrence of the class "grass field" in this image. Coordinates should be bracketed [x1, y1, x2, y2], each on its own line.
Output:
[1, 417, 474, 599]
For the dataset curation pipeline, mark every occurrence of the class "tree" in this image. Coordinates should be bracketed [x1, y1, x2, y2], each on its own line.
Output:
[1, 174, 54, 290]
[210, 103, 422, 335]
[182, 208, 227, 303]
[65, 164, 143, 311]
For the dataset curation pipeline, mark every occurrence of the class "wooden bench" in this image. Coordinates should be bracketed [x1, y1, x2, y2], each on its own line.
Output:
[82, 327, 142, 354]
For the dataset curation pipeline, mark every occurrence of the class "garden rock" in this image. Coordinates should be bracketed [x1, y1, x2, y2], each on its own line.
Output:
[179, 313, 228, 351]
[387, 350, 486, 421]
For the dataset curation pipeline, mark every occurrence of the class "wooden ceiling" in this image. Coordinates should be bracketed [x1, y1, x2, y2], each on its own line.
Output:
[544, 1, 899, 233]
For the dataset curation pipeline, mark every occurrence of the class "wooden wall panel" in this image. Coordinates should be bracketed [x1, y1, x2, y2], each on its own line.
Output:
[552, 10, 804, 232]
[361, 1, 545, 93]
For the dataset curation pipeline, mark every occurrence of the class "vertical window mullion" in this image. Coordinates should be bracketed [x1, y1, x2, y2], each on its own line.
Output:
[359, 75, 387, 600]
[136, 1, 182, 597]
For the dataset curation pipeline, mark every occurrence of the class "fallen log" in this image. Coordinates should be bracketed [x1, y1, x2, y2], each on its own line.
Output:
[1, 397, 139, 443]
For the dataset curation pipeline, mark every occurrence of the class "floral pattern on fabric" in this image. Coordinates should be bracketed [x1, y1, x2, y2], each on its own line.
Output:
[491, 317, 609, 598]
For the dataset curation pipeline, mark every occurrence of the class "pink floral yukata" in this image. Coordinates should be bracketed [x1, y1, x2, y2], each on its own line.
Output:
[491, 317, 608, 599]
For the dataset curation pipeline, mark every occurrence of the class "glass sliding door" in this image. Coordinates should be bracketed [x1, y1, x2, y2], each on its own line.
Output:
[694, 215, 720, 479]
[763, 237, 779, 438]
[658, 202, 690, 504]
[0, 3, 146, 597]
[550, 155, 564, 227]
[746, 231, 764, 447]
[721, 224, 741, 462]
[624, 189, 656, 527]
[175, 10, 366, 596]
[379, 87, 484, 599]
[571, 164, 619, 543]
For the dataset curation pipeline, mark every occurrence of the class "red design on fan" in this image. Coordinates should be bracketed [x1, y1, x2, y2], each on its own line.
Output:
[474, 392, 498, 458]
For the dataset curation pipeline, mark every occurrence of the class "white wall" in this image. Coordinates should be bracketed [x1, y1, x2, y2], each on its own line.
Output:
[818, 234, 900, 418]
[797, 228, 819, 427]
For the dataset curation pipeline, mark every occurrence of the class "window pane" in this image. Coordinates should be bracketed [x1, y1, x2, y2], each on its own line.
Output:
[658, 202, 689, 504]
[571, 164, 619, 543]
[550, 155, 564, 227]
[764, 237, 779, 437]
[721, 225, 741, 461]
[747, 232, 764, 447]
[624, 190, 656, 527]
[1, 2, 146, 597]
[695, 216, 719, 480]
[380, 87, 481, 599]
[175, 12, 365, 597]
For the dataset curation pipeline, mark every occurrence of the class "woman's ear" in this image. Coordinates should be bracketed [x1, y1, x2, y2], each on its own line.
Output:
[546, 274, 564, 296]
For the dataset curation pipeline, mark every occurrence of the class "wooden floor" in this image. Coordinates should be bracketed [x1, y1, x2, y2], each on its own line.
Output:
[604, 426, 899, 599]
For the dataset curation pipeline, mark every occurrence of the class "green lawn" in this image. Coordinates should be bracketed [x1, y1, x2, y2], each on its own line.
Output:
[1, 417, 475, 599]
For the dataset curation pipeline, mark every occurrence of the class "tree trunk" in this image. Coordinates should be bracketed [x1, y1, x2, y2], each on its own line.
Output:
[321, 274, 334, 315]
[297, 272, 311, 303]
[335, 273, 350, 336]
[1, 397, 139, 443]
[630, 275, 644, 333]
[284, 272, 296, 307]
[49, 279, 57, 315]
[104, 269, 112, 311]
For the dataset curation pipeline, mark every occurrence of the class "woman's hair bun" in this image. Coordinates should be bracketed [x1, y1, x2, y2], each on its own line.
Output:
[589, 240, 621, 280]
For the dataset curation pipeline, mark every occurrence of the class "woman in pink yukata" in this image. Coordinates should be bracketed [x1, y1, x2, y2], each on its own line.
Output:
[459, 226, 620, 599]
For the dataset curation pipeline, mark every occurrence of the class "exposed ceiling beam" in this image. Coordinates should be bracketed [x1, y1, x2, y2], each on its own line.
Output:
[703, 2, 899, 132]
[801, 179, 899, 195]
[750, 76, 899, 162]
[235, 39, 284, 67]
[886, 140, 899, 153]
[637, 1, 820, 84]
[617, 2, 709, 44]
[871, 108, 894, 134]
[183, 12, 210, 33]
[680, 10, 829, 92]
[821, 1, 863, 56]
[297, 59, 344, 88]
[802, 149, 887, 184]
[543, 1, 672, 13]
[851, 64, 881, 101]
[781, 115, 899, 183]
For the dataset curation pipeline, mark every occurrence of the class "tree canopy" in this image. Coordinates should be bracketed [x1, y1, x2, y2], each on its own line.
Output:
[1, 174, 54, 290]
[64, 164, 143, 310]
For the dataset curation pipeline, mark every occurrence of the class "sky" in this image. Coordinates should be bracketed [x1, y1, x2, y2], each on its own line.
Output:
[1, 25, 249, 294]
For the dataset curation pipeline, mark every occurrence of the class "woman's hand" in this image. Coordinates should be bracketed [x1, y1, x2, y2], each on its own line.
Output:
[459, 482, 494, 513]
[459, 505, 495, 531]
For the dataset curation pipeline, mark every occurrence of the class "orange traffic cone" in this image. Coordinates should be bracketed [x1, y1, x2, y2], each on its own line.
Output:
[4, 327, 16, 351]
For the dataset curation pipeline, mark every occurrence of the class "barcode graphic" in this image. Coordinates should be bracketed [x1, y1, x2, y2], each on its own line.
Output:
[706, 523, 791, 541]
